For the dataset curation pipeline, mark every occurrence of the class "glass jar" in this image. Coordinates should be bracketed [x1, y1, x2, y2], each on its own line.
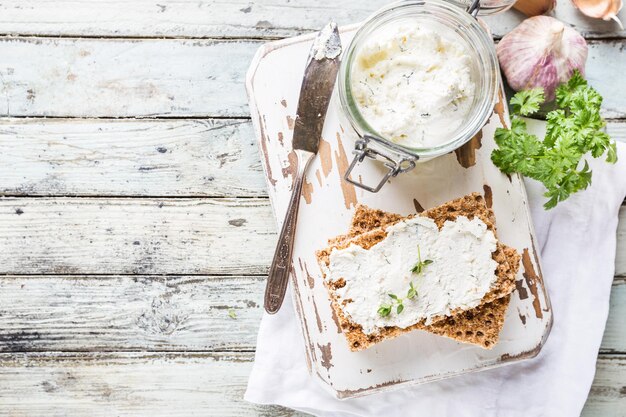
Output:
[338, 0, 505, 192]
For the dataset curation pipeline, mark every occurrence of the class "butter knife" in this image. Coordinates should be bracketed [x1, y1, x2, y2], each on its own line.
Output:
[264, 22, 342, 314]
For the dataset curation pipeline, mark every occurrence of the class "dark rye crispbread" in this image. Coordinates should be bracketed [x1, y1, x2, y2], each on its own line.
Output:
[316, 193, 520, 351]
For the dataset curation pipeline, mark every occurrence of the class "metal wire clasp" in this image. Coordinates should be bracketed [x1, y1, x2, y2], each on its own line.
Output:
[343, 135, 418, 193]
[467, 0, 480, 17]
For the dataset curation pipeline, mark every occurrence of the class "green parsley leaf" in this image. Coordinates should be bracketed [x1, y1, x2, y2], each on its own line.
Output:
[510, 88, 545, 116]
[607, 141, 618, 164]
[491, 70, 617, 210]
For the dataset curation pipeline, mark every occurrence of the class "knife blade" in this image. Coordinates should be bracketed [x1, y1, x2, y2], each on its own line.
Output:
[292, 22, 342, 154]
[264, 21, 342, 314]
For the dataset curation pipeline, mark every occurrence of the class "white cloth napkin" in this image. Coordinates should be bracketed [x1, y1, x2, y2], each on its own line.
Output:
[246, 141, 626, 417]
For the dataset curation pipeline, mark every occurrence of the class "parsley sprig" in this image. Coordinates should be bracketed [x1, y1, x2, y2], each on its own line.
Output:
[491, 71, 618, 209]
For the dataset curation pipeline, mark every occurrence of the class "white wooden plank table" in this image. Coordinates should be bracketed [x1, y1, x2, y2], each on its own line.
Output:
[0, 2, 623, 416]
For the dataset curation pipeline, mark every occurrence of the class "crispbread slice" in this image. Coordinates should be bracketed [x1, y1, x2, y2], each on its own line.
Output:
[316, 193, 519, 351]
[427, 293, 511, 348]
[340, 203, 520, 349]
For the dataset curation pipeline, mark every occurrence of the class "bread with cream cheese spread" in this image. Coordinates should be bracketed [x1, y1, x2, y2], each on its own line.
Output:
[316, 193, 520, 351]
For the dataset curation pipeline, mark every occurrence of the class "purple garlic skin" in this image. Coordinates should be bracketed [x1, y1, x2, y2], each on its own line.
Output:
[497, 16, 588, 101]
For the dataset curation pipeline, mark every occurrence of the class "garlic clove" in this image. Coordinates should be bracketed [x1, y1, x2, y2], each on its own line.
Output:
[497, 16, 588, 101]
[513, 0, 557, 17]
[571, 0, 623, 27]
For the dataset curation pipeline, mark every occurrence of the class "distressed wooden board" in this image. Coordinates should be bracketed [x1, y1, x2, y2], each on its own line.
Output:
[0, 38, 259, 118]
[0, 352, 305, 417]
[0, 38, 623, 118]
[0, 118, 266, 197]
[0, 276, 623, 353]
[0, 197, 620, 277]
[0, 1, 623, 39]
[601, 278, 626, 353]
[248, 29, 553, 398]
[0, 275, 264, 352]
[0, 198, 276, 275]
[617, 206, 626, 277]
[582, 355, 626, 417]
[0, 351, 621, 417]
[2, 119, 626, 199]
[483, 3, 626, 39]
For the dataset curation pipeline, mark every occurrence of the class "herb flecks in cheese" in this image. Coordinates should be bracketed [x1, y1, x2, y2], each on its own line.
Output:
[351, 25, 475, 148]
[326, 216, 498, 335]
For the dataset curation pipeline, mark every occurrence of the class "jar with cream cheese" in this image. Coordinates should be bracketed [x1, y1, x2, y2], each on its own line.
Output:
[339, 0, 510, 192]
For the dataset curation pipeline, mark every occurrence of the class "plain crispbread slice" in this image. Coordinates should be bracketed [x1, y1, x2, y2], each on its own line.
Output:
[342, 203, 520, 349]
[340, 203, 520, 349]
[316, 193, 520, 351]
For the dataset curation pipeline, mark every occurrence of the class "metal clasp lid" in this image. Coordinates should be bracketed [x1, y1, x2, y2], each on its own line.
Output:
[467, 0, 481, 17]
[344, 135, 418, 193]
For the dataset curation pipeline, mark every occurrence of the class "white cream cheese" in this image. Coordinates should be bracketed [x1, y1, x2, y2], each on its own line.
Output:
[325, 216, 498, 335]
[312, 21, 341, 61]
[351, 24, 475, 148]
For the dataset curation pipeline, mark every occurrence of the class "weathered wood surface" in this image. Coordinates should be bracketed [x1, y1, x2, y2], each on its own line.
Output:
[0, 351, 621, 417]
[583, 356, 626, 417]
[0, 119, 625, 199]
[0, 38, 624, 118]
[0, 352, 306, 417]
[0, 275, 265, 352]
[0, 198, 276, 275]
[0, 1, 623, 39]
[0, 276, 623, 354]
[618, 208, 626, 277]
[602, 277, 626, 354]
[0, 1, 622, 415]
[0, 197, 622, 276]
[0, 118, 267, 197]
[0, 38, 259, 118]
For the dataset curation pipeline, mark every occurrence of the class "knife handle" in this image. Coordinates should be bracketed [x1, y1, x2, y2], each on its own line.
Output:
[265, 150, 313, 314]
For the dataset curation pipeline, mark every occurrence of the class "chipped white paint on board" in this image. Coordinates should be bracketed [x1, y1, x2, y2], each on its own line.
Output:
[247, 28, 553, 398]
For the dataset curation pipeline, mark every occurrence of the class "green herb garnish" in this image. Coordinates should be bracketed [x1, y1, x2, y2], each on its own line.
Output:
[228, 309, 237, 319]
[378, 283, 419, 317]
[407, 282, 417, 300]
[491, 71, 617, 209]
[377, 304, 392, 317]
[378, 293, 405, 317]
[411, 245, 433, 275]
[388, 293, 404, 315]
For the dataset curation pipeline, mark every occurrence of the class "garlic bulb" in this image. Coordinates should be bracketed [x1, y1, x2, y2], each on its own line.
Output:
[571, 0, 623, 27]
[497, 17, 588, 101]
